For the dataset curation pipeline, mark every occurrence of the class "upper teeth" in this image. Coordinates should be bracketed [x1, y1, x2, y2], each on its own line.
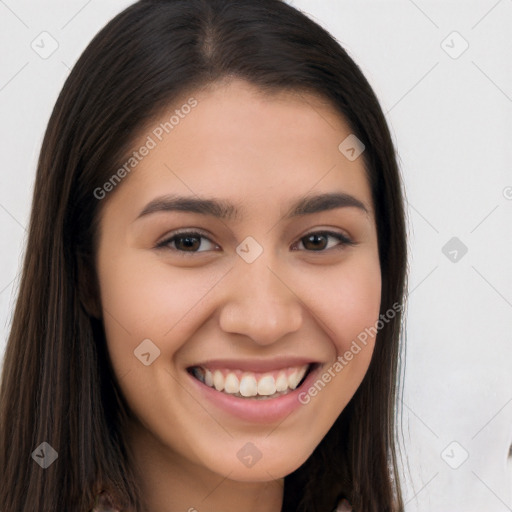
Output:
[192, 365, 310, 397]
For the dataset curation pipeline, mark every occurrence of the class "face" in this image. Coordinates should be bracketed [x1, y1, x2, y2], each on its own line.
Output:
[94, 78, 381, 485]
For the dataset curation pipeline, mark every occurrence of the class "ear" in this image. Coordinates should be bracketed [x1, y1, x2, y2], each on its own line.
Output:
[77, 254, 102, 319]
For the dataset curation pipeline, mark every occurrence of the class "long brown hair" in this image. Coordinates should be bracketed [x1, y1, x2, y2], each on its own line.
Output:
[0, 1, 408, 510]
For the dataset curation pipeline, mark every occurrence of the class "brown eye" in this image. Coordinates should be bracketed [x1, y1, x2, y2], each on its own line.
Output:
[302, 233, 329, 251]
[174, 234, 202, 251]
[156, 231, 218, 253]
[295, 231, 355, 252]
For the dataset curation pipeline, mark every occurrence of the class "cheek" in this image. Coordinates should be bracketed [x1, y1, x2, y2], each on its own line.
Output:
[96, 249, 225, 371]
[292, 254, 381, 425]
[299, 253, 382, 353]
[338, 262, 382, 349]
[294, 250, 382, 414]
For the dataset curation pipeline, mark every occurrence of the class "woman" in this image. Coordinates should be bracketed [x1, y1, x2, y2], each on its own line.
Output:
[0, 1, 408, 511]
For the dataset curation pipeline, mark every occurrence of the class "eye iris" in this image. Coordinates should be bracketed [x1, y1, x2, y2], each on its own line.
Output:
[176, 235, 201, 251]
[303, 233, 327, 251]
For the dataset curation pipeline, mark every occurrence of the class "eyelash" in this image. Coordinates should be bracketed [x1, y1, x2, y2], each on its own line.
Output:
[155, 229, 356, 254]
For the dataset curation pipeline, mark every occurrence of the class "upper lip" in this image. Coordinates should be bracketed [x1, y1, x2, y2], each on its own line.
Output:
[188, 357, 319, 373]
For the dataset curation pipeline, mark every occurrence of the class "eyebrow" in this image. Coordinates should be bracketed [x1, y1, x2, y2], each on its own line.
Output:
[136, 192, 369, 221]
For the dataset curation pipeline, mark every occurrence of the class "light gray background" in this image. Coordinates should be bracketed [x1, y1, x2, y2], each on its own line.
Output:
[1, 1, 511, 510]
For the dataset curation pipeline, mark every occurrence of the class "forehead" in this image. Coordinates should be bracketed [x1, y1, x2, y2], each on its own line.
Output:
[100, 78, 374, 222]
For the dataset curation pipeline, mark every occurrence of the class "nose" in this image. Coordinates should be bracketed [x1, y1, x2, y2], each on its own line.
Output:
[218, 256, 303, 346]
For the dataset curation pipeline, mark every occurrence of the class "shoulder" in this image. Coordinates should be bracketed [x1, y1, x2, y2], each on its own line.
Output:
[335, 498, 353, 511]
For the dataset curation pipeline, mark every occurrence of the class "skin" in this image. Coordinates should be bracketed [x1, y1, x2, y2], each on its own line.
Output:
[94, 78, 381, 512]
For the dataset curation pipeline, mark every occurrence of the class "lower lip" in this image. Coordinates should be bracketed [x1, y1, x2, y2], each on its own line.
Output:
[186, 363, 322, 424]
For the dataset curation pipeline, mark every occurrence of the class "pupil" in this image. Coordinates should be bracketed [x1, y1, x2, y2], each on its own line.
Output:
[304, 234, 326, 251]
[178, 236, 200, 251]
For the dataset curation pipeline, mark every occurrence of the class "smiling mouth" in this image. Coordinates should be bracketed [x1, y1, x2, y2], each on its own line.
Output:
[187, 363, 317, 400]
